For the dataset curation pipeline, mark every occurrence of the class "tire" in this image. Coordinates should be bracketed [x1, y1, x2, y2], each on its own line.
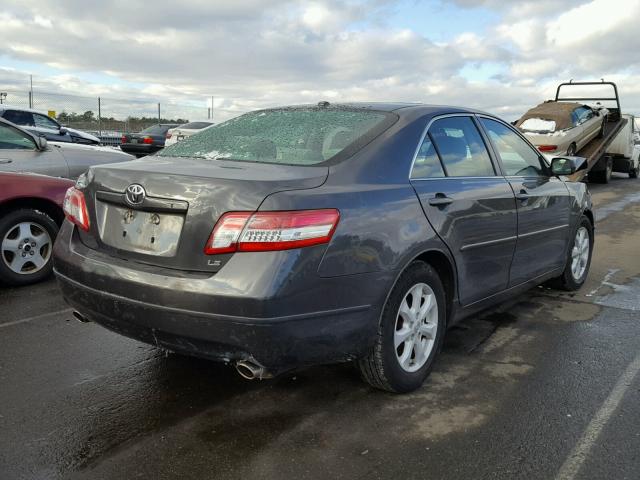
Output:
[597, 119, 605, 138]
[566, 143, 577, 156]
[629, 161, 638, 179]
[590, 157, 612, 184]
[358, 261, 446, 393]
[549, 216, 594, 291]
[0, 209, 59, 287]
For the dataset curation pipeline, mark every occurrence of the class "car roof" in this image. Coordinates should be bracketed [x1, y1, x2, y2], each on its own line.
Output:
[0, 104, 52, 116]
[258, 102, 491, 117]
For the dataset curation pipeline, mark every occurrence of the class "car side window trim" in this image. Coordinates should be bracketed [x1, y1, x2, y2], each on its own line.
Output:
[475, 114, 551, 178]
[408, 113, 502, 180]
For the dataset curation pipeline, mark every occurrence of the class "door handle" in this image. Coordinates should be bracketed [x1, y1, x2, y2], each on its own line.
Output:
[515, 190, 530, 201]
[428, 194, 453, 207]
[0, 159, 12, 164]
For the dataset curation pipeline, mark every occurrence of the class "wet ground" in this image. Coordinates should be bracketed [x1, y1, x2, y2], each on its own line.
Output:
[1, 175, 639, 480]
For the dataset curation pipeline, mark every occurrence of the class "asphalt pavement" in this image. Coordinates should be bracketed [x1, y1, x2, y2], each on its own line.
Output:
[1, 175, 639, 480]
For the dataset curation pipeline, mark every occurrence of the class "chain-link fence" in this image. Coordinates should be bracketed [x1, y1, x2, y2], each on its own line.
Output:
[0, 89, 249, 146]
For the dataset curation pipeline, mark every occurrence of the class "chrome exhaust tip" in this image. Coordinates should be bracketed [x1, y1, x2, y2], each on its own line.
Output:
[72, 311, 91, 323]
[235, 359, 270, 380]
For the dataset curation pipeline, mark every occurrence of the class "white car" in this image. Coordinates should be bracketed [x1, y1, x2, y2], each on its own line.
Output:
[516, 102, 606, 156]
[164, 121, 214, 146]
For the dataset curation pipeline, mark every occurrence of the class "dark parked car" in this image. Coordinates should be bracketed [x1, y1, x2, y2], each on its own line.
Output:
[0, 172, 74, 286]
[120, 124, 179, 157]
[0, 106, 100, 145]
[53, 103, 594, 392]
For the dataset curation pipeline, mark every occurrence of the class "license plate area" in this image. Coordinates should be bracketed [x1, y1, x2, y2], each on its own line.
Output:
[95, 202, 184, 257]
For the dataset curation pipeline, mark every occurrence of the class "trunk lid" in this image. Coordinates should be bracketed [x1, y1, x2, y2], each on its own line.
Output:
[80, 156, 328, 272]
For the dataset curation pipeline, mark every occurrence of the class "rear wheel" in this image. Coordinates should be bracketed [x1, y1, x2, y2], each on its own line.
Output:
[590, 157, 612, 183]
[358, 261, 446, 393]
[0, 209, 58, 286]
[598, 119, 605, 138]
[549, 216, 593, 291]
[629, 160, 638, 179]
[566, 143, 577, 156]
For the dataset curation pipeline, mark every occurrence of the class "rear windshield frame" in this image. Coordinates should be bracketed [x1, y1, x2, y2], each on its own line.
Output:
[158, 107, 399, 167]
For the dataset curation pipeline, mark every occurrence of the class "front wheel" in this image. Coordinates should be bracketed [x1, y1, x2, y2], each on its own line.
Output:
[549, 216, 594, 291]
[358, 261, 446, 393]
[0, 209, 58, 286]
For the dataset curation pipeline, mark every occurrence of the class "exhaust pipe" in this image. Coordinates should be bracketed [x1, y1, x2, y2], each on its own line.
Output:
[72, 311, 91, 323]
[235, 359, 271, 380]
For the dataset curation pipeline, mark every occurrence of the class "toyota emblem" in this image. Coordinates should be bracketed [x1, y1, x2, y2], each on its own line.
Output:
[125, 184, 146, 205]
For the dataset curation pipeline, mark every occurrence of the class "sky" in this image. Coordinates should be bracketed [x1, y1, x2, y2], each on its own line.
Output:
[0, 0, 639, 122]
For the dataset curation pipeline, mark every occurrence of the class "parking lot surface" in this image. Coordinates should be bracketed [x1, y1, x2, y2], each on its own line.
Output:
[1, 176, 639, 480]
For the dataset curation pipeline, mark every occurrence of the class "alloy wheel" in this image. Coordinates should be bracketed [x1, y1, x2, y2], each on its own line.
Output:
[1, 221, 52, 275]
[394, 282, 438, 373]
[570, 226, 590, 281]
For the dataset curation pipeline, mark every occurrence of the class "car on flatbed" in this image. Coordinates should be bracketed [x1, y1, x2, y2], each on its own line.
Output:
[54, 102, 594, 393]
[527, 81, 637, 183]
[0, 172, 74, 286]
[516, 101, 606, 156]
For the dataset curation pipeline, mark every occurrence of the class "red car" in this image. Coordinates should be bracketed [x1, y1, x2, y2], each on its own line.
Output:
[0, 172, 73, 286]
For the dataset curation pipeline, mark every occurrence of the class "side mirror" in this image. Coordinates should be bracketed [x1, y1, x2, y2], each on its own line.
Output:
[59, 126, 68, 135]
[37, 136, 48, 150]
[551, 156, 587, 176]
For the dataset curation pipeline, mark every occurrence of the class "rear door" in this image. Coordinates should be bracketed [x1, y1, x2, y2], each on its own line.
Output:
[0, 121, 69, 177]
[410, 115, 518, 306]
[478, 117, 572, 286]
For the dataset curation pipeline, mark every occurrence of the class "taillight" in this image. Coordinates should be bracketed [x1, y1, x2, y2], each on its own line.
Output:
[142, 136, 153, 144]
[121, 135, 127, 144]
[204, 209, 340, 255]
[166, 132, 172, 139]
[537, 145, 557, 152]
[63, 187, 90, 232]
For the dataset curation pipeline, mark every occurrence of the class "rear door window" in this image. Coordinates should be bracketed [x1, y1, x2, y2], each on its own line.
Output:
[428, 117, 495, 177]
[410, 137, 445, 179]
[3, 110, 35, 127]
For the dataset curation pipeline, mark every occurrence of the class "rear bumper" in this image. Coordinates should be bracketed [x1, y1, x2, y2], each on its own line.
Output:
[53, 223, 393, 371]
[119, 144, 162, 155]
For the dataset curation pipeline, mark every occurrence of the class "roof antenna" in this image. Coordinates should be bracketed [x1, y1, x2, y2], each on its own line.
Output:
[317, 101, 330, 108]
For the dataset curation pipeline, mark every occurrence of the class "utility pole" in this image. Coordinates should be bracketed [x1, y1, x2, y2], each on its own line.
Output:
[158, 103, 161, 124]
[98, 97, 102, 137]
[29, 74, 33, 108]
[211, 95, 214, 121]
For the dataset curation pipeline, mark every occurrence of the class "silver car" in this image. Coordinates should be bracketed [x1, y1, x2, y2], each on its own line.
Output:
[516, 102, 606, 156]
[0, 117, 134, 179]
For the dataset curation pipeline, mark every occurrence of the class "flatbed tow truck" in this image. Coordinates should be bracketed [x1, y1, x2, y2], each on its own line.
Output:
[553, 80, 639, 183]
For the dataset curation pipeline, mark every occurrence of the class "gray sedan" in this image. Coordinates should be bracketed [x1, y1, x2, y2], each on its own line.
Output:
[0, 117, 134, 179]
[53, 103, 594, 393]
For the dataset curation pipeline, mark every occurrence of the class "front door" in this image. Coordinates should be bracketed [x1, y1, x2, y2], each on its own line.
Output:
[0, 122, 69, 177]
[478, 117, 572, 286]
[410, 115, 518, 306]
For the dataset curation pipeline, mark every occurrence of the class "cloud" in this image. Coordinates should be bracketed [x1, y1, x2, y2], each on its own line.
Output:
[0, 0, 639, 124]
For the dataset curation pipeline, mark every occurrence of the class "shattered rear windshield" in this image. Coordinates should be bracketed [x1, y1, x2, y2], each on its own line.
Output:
[158, 108, 392, 165]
